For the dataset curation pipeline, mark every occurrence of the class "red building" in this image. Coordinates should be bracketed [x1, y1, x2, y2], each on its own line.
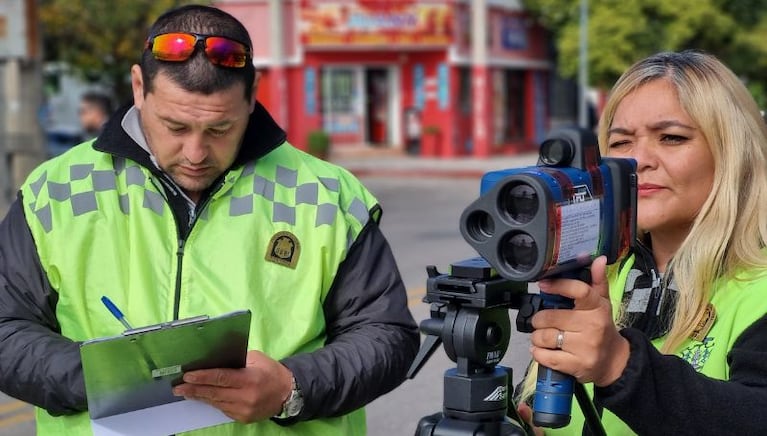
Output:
[217, 0, 553, 158]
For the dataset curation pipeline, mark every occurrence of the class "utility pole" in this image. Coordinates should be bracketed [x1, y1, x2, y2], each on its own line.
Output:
[0, 0, 45, 216]
[578, 0, 589, 129]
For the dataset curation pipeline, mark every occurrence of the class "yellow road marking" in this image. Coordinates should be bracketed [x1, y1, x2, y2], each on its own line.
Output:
[407, 287, 425, 306]
[0, 409, 34, 429]
[0, 400, 28, 415]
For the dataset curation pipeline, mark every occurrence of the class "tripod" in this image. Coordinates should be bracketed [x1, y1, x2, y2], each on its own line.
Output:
[406, 258, 530, 436]
[407, 257, 606, 436]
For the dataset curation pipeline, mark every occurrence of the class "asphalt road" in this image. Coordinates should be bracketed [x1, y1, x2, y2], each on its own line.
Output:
[0, 174, 536, 435]
[362, 176, 534, 436]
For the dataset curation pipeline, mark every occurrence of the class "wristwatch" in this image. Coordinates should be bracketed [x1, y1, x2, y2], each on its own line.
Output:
[275, 376, 303, 419]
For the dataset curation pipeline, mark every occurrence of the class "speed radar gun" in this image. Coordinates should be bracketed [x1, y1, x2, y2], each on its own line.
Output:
[407, 127, 636, 436]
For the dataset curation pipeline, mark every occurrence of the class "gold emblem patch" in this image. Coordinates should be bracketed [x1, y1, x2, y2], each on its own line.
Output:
[690, 303, 717, 342]
[265, 231, 300, 269]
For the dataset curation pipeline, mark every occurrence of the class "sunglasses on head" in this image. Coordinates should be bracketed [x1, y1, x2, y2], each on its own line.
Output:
[145, 32, 251, 68]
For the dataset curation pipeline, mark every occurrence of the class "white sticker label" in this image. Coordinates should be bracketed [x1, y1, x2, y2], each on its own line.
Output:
[556, 199, 600, 264]
[151, 364, 182, 378]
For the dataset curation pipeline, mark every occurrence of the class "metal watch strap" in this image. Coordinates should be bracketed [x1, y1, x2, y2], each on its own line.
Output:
[276, 375, 303, 419]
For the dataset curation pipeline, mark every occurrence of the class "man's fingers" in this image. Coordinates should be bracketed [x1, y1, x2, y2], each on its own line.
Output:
[183, 368, 237, 387]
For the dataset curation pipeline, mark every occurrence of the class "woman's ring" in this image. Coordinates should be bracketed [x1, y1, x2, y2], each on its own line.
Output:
[555, 330, 565, 350]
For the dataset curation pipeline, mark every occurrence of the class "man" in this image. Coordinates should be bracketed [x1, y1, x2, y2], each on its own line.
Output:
[78, 91, 113, 141]
[0, 5, 419, 435]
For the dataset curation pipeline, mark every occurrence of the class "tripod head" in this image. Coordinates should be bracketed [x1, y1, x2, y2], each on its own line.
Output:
[407, 257, 532, 436]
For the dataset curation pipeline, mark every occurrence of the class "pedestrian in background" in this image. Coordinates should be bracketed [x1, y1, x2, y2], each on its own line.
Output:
[0, 4, 418, 435]
[78, 91, 113, 141]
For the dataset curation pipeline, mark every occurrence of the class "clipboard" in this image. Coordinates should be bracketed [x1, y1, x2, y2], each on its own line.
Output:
[80, 309, 251, 435]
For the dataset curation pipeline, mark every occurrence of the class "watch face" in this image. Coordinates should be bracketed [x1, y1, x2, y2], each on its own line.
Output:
[286, 390, 304, 416]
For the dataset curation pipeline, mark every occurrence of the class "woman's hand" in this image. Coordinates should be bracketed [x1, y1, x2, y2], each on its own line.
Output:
[529, 256, 630, 387]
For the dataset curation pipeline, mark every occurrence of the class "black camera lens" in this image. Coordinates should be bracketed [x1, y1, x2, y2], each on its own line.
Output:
[501, 232, 537, 273]
[540, 138, 575, 166]
[463, 210, 495, 242]
[500, 182, 538, 224]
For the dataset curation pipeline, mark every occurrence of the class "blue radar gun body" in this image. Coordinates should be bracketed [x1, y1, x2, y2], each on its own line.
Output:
[459, 127, 637, 428]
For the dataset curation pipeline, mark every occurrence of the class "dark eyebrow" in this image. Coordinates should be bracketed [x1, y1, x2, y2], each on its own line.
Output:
[608, 120, 696, 136]
[158, 115, 233, 128]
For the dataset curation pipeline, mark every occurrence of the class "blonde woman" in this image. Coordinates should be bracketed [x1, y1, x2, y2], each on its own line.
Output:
[517, 50, 767, 434]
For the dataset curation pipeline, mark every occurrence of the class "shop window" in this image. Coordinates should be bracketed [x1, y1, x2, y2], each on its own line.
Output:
[496, 69, 526, 144]
[322, 68, 360, 134]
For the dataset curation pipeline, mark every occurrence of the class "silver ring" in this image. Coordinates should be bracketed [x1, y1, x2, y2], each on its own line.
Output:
[555, 330, 565, 350]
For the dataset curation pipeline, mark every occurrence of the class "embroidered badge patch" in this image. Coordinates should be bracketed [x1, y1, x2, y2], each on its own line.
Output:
[265, 231, 300, 269]
[680, 336, 715, 372]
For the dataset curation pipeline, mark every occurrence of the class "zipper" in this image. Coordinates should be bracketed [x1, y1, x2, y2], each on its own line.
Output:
[170, 178, 225, 320]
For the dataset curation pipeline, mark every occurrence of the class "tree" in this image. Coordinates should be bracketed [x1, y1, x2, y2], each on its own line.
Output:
[522, 0, 767, 103]
[38, 0, 209, 103]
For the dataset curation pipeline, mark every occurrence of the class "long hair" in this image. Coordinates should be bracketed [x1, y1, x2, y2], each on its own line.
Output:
[140, 4, 256, 100]
[517, 51, 767, 408]
[598, 50, 767, 352]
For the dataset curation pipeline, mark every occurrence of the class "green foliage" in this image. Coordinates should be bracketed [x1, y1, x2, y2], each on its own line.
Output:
[307, 130, 331, 159]
[522, 0, 767, 100]
[38, 0, 210, 103]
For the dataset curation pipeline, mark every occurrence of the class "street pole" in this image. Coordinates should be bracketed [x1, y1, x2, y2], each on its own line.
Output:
[0, 0, 46, 218]
[578, 0, 589, 129]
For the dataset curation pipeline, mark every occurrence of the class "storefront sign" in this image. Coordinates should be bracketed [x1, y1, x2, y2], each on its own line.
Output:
[501, 16, 528, 51]
[300, 2, 453, 47]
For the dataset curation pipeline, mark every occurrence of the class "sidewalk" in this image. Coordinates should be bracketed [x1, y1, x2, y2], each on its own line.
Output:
[328, 148, 540, 179]
[0, 149, 541, 220]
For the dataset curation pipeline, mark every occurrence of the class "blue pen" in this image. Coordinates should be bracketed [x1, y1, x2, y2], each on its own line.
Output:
[101, 296, 133, 331]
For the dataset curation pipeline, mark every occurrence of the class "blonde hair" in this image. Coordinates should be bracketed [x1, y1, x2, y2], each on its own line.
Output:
[518, 50, 767, 406]
[598, 50, 767, 352]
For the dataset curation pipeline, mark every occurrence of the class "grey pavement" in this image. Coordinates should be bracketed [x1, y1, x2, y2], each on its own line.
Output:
[329, 150, 540, 180]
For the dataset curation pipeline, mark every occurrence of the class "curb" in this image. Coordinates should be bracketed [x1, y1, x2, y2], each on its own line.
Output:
[343, 167, 489, 179]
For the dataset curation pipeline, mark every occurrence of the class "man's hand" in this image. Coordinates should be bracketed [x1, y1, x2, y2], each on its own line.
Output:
[172, 350, 293, 423]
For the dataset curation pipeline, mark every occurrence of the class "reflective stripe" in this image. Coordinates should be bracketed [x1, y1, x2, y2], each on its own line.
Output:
[273, 202, 296, 225]
[30, 172, 46, 196]
[92, 170, 117, 191]
[319, 177, 339, 192]
[70, 164, 93, 180]
[143, 190, 165, 216]
[254, 176, 275, 200]
[348, 198, 370, 227]
[230, 195, 253, 216]
[47, 182, 70, 201]
[296, 183, 318, 205]
[126, 166, 145, 186]
[34, 204, 52, 232]
[118, 194, 130, 214]
[276, 165, 297, 187]
[316, 203, 337, 226]
[71, 192, 97, 216]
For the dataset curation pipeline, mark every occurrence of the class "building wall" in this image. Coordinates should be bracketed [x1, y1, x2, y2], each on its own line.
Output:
[217, 0, 553, 158]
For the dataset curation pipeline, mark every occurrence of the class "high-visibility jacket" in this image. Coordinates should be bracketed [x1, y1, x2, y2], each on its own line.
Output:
[546, 254, 767, 435]
[22, 138, 379, 435]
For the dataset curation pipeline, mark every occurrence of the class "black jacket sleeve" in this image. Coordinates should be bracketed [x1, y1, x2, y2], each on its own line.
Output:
[594, 319, 767, 435]
[279, 219, 420, 420]
[0, 198, 86, 415]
